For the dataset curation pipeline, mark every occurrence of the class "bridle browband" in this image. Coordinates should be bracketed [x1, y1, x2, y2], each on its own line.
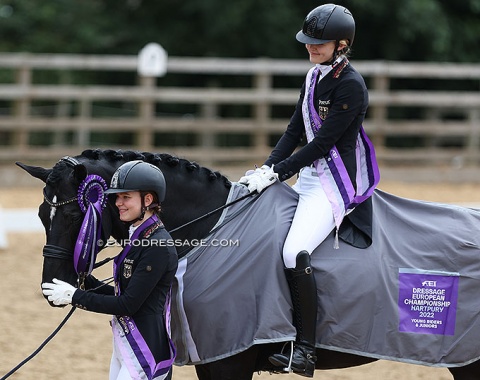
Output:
[42, 156, 81, 208]
[43, 188, 78, 207]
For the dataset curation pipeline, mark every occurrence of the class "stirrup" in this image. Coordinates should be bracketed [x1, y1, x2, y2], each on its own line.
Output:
[281, 341, 295, 373]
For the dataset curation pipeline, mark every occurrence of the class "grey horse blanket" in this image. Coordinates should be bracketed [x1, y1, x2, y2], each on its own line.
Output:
[171, 182, 480, 367]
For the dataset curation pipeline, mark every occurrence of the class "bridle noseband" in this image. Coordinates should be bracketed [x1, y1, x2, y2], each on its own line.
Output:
[43, 244, 73, 261]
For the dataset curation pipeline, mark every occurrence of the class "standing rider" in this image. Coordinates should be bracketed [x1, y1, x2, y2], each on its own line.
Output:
[239, 3, 379, 377]
[42, 161, 178, 380]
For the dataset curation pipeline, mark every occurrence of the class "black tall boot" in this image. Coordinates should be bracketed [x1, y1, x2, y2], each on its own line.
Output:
[269, 250, 318, 377]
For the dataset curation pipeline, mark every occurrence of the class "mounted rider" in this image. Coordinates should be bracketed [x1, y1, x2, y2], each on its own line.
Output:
[240, 3, 379, 377]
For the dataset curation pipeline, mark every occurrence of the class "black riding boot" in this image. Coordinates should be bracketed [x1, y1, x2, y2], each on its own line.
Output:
[269, 250, 317, 377]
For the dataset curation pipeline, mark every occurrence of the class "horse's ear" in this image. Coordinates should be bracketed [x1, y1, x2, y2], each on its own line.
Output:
[16, 162, 51, 183]
[73, 164, 88, 182]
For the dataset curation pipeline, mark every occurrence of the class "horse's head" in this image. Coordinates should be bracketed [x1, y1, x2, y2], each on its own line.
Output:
[16, 158, 88, 293]
[16, 154, 126, 306]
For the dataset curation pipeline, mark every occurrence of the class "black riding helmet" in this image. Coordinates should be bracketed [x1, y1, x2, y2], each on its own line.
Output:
[296, 3, 355, 46]
[105, 160, 166, 202]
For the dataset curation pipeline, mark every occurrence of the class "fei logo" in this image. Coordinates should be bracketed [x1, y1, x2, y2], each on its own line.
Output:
[422, 280, 437, 287]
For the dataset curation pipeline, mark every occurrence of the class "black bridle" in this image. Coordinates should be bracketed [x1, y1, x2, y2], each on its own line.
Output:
[42, 189, 79, 277]
[42, 189, 79, 262]
[42, 188, 78, 208]
[41, 156, 81, 263]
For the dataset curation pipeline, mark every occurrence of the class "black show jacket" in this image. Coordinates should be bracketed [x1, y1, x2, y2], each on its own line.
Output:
[72, 224, 178, 363]
[264, 59, 374, 248]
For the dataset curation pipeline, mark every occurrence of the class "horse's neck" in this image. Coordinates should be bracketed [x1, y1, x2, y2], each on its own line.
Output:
[88, 157, 230, 244]
[162, 183, 230, 243]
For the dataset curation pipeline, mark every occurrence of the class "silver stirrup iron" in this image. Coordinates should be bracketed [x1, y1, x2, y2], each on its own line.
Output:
[283, 341, 294, 373]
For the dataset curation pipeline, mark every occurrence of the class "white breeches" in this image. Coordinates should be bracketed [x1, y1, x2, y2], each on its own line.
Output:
[282, 166, 335, 269]
[110, 339, 131, 380]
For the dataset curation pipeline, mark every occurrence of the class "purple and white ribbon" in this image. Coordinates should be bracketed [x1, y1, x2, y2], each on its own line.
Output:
[112, 214, 176, 379]
[113, 215, 158, 292]
[302, 65, 380, 239]
[73, 174, 108, 275]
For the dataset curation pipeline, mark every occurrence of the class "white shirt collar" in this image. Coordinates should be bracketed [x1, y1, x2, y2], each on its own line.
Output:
[128, 224, 140, 239]
[316, 55, 345, 81]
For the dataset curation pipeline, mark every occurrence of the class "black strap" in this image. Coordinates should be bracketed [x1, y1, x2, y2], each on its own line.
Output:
[43, 244, 73, 260]
[169, 189, 257, 234]
[175, 189, 264, 258]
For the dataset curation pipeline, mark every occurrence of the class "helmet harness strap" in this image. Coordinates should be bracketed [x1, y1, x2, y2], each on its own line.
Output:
[331, 41, 341, 65]
[127, 195, 159, 225]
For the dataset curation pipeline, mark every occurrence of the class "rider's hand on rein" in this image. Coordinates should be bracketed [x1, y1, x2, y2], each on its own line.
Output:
[238, 165, 278, 193]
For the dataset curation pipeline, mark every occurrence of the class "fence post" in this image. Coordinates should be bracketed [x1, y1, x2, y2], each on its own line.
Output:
[76, 97, 91, 148]
[370, 70, 389, 159]
[54, 70, 72, 146]
[137, 75, 155, 151]
[13, 60, 31, 153]
[467, 108, 480, 164]
[199, 80, 219, 167]
[253, 66, 272, 156]
[136, 43, 168, 151]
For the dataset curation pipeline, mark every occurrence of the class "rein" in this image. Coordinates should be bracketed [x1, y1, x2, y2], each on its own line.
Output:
[170, 189, 257, 234]
[94, 188, 259, 265]
[0, 307, 77, 380]
[43, 177, 259, 266]
[0, 276, 115, 380]
[13, 157, 262, 378]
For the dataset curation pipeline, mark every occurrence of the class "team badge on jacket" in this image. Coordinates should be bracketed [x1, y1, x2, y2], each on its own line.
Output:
[123, 258, 133, 278]
[318, 100, 330, 120]
[318, 106, 329, 120]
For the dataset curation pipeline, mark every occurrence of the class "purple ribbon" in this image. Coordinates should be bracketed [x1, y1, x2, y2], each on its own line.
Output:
[73, 175, 108, 275]
[303, 65, 380, 230]
[113, 214, 158, 294]
[114, 292, 176, 378]
[112, 214, 176, 377]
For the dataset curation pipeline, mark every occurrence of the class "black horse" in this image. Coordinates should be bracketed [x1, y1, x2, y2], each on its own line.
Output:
[17, 149, 480, 380]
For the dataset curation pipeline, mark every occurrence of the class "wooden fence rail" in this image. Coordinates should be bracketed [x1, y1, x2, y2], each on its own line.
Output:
[0, 53, 479, 171]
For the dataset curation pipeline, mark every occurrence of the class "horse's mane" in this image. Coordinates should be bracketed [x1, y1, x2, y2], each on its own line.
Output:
[79, 149, 232, 189]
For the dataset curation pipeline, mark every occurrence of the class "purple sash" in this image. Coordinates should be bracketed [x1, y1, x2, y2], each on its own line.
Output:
[302, 65, 380, 244]
[73, 175, 108, 275]
[112, 215, 157, 290]
[112, 296, 176, 379]
[112, 215, 176, 379]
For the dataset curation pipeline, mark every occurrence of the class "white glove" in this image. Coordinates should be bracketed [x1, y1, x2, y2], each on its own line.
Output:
[238, 167, 258, 184]
[238, 165, 271, 184]
[243, 165, 278, 193]
[42, 278, 77, 306]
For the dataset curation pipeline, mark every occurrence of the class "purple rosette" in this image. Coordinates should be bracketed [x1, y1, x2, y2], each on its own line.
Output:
[74, 175, 108, 275]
